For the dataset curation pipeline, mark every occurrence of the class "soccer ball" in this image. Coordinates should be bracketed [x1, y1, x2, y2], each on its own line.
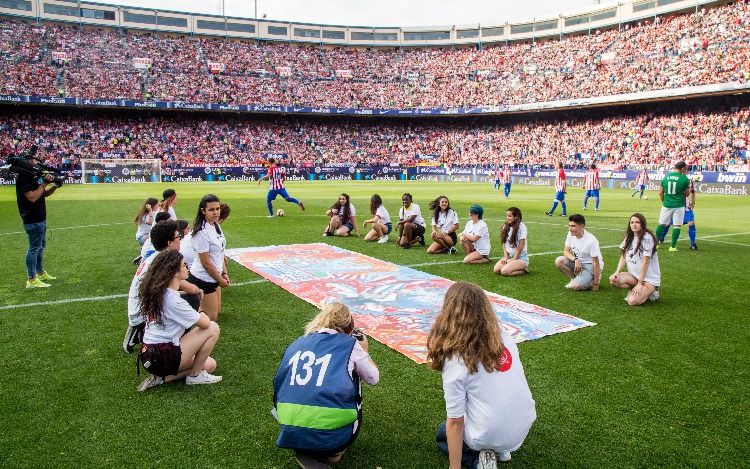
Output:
[644, 196, 649, 200]
[276, 209, 284, 217]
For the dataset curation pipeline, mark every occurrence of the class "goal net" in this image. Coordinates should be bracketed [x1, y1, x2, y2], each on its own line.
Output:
[80, 159, 162, 184]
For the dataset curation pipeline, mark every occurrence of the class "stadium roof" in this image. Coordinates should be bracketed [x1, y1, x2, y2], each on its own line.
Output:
[94, 0, 611, 28]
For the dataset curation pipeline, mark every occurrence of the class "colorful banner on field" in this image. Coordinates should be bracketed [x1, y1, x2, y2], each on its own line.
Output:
[226, 244, 595, 363]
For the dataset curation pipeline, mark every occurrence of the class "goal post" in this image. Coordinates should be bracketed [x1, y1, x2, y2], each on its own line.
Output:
[80, 159, 162, 184]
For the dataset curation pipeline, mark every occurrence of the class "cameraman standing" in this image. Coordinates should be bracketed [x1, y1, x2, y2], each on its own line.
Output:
[16, 150, 60, 288]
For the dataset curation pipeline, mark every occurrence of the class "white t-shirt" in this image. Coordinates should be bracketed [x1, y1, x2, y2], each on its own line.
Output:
[127, 252, 159, 326]
[334, 203, 356, 223]
[136, 213, 153, 238]
[157, 205, 176, 221]
[140, 237, 154, 258]
[432, 209, 459, 233]
[179, 232, 197, 266]
[504, 222, 528, 258]
[462, 219, 491, 255]
[399, 203, 425, 227]
[621, 233, 661, 286]
[143, 288, 201, 346]
[374, 205, 391, 225]
[190, 221, 226, 283]
[565, 230, 601, 265]
[442, 330, 536, 452]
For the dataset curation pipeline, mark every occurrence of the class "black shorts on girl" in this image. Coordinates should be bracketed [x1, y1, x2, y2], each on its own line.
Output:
[140, 342, 182, 377]
[187, 273, 220, 294]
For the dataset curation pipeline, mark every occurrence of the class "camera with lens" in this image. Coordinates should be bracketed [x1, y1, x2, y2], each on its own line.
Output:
[351, 328, 365, 341]
[0, 144, 65, 187]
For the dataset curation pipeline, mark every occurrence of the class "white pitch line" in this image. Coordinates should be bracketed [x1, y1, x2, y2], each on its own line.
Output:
[406, 244, 624, 268]
[0, 279, 267, 311]
[697, 239, 750, 247]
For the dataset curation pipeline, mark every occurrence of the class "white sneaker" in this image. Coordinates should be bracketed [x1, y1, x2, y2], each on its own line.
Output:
[137, 374, 163, 392]
[186, 370, 222, 385]
[565, 280, 574, 289]
[648, 290, 660, 302]
[477, 449, 498, 469]
[497, 451, 512, 462]
[377, 236, 388, 244]
[266, 215, 274, 218]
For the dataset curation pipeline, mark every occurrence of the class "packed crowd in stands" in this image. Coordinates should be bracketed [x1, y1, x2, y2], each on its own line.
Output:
[1, 99, 747, 170]
[1, 2, 749, 107]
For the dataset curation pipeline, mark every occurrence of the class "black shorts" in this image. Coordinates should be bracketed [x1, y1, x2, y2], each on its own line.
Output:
[447, 232, 458, 245]
[411, 224, 426, 240]
[187, 273, 219, 295]
[140, 342, 182, 377]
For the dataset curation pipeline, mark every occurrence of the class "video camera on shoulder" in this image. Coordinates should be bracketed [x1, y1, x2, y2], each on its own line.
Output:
[0, 145, 65, 187]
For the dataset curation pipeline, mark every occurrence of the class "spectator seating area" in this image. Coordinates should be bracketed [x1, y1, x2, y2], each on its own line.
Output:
[1, 100, 746, 170]
[0, 2, 749, 107]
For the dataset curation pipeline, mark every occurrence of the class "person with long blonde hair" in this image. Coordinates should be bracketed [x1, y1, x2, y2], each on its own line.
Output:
[427, 282, 536, 468]
[273, 303, 379, 469]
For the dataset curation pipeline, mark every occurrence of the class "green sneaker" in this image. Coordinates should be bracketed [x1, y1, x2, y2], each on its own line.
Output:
[26, 278, 51, 289]
[37, 272, 56, 281]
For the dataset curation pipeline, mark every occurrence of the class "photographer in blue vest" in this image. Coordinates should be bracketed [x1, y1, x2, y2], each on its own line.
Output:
[273, 303, 379, 469]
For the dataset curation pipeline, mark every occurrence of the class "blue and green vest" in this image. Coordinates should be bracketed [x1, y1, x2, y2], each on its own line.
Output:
[274, 332, 361, 451]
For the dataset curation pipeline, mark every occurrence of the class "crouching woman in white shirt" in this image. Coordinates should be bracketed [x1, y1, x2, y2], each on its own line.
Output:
[609, 213, 661, 305]
[136, 249, 221, 392]
[427, 282, 536, 468]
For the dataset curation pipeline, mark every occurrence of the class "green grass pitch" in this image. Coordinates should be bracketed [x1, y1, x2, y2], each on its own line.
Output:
[1, 180, 748, 468]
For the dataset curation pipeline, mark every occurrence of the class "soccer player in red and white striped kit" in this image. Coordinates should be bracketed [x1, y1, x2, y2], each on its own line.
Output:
[257, 157, 305, 217]
[583, 163, 601, 211]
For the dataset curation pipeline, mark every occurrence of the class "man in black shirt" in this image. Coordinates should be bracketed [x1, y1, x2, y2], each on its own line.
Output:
[16, 151, 60, 288]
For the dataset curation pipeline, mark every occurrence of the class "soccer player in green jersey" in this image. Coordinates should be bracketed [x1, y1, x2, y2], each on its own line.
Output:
[656, 161, 691, 252]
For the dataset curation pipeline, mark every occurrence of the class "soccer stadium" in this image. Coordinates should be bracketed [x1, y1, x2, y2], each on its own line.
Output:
[1, 0, 748, 467]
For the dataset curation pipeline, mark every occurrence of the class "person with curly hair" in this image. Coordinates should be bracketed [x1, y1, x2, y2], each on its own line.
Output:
[427, 282, 536, 468]
[136, 250, 221, 392]
[273, 302, 379, 468]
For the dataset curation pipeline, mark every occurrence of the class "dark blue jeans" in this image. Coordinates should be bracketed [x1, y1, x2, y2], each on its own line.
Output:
[436, 420, 480, 469]
[23, 221, 46, 279]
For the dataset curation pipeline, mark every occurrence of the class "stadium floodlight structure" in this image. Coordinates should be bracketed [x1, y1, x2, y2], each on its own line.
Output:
[80, 158, 162, 184]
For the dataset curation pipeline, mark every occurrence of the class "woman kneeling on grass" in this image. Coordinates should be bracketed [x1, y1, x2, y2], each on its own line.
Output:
[493, 207, 529, 276]
[136, 250, 221, 392]
[362, 194, 392, 243]
[428, 282, 536, 468]
[273, 303, 379, 469]
[458, 205, 491, 263]
[609, 213, 661, 305]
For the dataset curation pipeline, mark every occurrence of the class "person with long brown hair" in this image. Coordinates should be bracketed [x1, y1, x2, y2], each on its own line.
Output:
[427, 195, 459, 255]
[362, 194, 392, 243]
[324, 193, 359, 237]
[273, 303, 378, 468]
[136, 250, 221, 392]
[157, 188, 178, 220]
[133, 197, 158, 245]
[609, 213, 661, 305]
[493, 207, 529, 276]
[187, 194, 228, 321]
[427, 282, 536, 468]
